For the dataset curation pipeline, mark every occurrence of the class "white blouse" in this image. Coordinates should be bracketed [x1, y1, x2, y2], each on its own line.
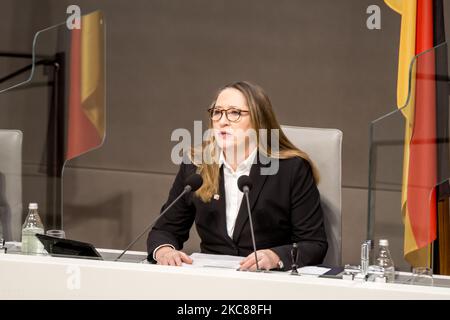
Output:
[219, 148, 257, 238]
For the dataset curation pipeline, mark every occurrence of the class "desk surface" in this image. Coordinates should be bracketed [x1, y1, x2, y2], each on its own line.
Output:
[1, 249, 450, 299]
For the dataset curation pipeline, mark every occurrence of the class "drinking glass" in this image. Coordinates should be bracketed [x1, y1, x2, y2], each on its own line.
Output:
[46, 229, 66, 239]
[411, 267, 434, 286]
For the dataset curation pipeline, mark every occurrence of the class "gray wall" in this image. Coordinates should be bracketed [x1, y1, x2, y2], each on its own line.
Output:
[1, 0, 450, 268]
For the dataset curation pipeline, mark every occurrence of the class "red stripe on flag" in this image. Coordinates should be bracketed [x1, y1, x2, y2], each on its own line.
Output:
[407, 0, 437, 248]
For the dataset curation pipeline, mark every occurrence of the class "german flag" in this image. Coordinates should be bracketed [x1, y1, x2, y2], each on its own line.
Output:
[40, 11, 105, 228]
[385, 0, 449, 270]
[66, 11, 105, 161]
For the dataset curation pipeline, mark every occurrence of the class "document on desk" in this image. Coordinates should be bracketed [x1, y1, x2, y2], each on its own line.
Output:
[182, 253, 243, 269]
[182, 253, 331, 275]
[296, 266, 331, 276]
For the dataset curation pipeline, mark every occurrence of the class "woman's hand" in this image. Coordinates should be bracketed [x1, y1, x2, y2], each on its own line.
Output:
[239, 249, 281, 271]
[155, 246, 193, 266]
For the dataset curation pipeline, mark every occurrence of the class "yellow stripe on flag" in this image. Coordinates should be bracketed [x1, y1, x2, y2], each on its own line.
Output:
[385, 0, 417, 114]
[81, 11, 105, 139]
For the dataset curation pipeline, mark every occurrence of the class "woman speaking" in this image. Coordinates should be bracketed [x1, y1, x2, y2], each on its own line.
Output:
[147, 81, 327, 271]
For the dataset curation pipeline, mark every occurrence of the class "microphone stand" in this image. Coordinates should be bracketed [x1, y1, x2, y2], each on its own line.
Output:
[243, 186, 260, 271]
[114, 185, 192, 261]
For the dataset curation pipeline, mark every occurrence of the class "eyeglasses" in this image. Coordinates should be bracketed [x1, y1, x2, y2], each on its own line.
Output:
[207, 107, 250, 122]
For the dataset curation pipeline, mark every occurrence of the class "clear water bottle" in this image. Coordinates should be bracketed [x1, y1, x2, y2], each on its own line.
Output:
[21, 203, 45, 255]
[375, 239, 395, 283]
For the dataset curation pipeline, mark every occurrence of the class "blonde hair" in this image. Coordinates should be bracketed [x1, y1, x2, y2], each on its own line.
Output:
[190, 81, 319, 202]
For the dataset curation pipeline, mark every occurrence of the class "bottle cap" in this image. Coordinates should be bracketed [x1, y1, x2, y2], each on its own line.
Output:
[28, 203, 38, 210]
[379, 239, 389, 246]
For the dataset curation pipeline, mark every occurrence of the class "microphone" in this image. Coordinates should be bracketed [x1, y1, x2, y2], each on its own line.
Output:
[183, 173, 203, 193]
[115, 173, 203, 261]
[237, 175, 260, 271]
[237, 175, 253, 194]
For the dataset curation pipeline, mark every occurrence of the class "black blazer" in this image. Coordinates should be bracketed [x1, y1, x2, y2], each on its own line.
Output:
[147, 155, 328, 270]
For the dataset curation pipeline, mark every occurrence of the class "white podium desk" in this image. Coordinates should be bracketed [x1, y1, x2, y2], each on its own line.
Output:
[1, 250, 450, 300]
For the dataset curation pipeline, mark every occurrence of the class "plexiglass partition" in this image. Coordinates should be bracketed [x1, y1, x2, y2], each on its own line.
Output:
[368, 42, 450, 278]
[0, 11, 105, 254]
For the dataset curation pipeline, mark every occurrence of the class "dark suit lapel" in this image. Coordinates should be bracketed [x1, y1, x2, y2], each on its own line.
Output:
[232, 153, 269, 243]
